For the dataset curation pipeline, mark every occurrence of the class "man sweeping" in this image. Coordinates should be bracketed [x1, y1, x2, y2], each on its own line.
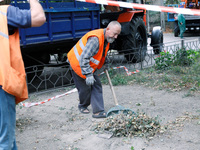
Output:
[67, 21, 121, 118]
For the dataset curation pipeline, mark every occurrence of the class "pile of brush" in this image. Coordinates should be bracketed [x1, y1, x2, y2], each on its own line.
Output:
[92, 110, 165, 139]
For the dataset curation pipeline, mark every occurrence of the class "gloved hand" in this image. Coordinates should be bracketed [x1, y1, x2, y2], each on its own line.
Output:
[86, 74, 96, 86]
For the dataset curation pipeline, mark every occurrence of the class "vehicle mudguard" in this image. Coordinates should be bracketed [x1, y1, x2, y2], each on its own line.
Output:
[117, 11, 144, 35]
[150, 26, 162, 46]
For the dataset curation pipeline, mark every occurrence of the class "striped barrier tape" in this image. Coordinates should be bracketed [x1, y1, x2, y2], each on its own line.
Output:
[99, 66, 139, 76]
[21, 88, 78, 107]
[113, 66, 139, 76]
[76, 0, 200, 16]
[21, 66, 139, 107]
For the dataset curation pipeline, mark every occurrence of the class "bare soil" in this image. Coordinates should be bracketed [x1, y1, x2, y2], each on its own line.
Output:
[16, 84, 200, 150]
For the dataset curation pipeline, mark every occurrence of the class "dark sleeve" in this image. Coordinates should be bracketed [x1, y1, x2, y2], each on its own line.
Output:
[80, 37, 99, 76]
[7, 5, 31, 28]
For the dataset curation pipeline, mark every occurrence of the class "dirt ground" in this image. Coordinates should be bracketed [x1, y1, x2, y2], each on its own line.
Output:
[15, 83, 200, 150]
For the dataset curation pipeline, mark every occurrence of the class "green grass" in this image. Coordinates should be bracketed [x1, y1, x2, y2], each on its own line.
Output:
[101, 58, 200, 96]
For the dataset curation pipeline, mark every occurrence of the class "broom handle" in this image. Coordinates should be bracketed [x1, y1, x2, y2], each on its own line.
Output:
[105, 69, 119, 106]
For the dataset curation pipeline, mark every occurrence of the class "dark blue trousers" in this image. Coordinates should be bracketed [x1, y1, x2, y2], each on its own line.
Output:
[0, 86, 17, 150]
[71, 70, 105, 114]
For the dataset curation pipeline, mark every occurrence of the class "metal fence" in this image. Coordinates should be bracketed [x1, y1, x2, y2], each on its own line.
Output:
[26, 38, 200, 94]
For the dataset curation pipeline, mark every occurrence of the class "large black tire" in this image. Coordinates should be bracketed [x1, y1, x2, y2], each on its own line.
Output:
[121, 17, 147, 63]
[174, 21, 180, 37]
[152, 29, 163, 55]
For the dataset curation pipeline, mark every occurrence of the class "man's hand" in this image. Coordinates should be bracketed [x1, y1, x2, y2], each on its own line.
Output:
[86, 74, 96, 86]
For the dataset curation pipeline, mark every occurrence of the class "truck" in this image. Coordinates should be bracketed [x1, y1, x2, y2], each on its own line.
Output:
[11, 0, 163, 80]
[173, 0, 200, 37]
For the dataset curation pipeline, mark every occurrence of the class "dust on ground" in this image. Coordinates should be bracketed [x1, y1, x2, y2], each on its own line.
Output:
[16, 84, 200, 150]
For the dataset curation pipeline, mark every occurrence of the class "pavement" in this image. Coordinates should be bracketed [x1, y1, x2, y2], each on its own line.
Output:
[162, 32, 200, 44]
[147, 32, 200, 47]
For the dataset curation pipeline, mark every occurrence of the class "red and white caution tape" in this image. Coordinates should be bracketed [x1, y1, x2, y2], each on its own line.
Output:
[99, 66, 139, 76]
[21, 88, 78, 107]
[21, 66, 139, 107]
[114, 66, 139, 76]
[77, 0, 200, 16]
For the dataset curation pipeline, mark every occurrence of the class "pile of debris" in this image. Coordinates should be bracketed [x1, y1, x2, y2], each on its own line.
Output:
[92, 111, 165, 139]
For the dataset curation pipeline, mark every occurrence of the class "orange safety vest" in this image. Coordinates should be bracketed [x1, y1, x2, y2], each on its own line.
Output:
[67, 29, 110, 79]
[0, 5, 28, 104]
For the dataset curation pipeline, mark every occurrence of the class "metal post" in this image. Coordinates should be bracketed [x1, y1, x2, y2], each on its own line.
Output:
[181, 39, 184, 49]
[198, 38, 200, 50]
[160, 0, 166, 31]
[140, 48, 143, 70]
[147, 10, 150, 33]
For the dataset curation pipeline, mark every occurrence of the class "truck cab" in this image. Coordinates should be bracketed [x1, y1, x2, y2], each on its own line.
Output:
[174, 0, 200, 37]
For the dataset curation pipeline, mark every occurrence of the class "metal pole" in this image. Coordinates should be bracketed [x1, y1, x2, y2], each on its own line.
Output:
[147, 10, 150, 33]
[181, 39, 184, 49]
[140, 48, 143, 70]
[160, 0, 166, 31]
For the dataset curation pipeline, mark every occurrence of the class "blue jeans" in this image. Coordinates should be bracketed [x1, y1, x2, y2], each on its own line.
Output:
[0, 86, 17, 150]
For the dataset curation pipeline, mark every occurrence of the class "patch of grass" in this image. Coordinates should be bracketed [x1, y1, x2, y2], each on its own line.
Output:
[101, 60, 200, 95]
[131, 71, 149, 84]
[138, 63, 199, 93]
[101, 69, 132, 86]
[131, 146, 135, 150]
[111, 74, 128, 85]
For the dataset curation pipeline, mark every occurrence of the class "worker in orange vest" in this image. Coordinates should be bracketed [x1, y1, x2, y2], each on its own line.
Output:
[0, 0, 45, 149]
[67, 21, 121, 118]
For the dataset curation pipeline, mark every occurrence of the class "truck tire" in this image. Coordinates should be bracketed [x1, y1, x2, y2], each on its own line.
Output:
[150, 26, 163, 55]
[174, 21, 180, 37]
[121, 17, 147, 63]
[153, 32, 163, 54]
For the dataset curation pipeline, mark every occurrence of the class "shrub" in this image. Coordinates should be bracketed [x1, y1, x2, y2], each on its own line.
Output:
[155, 49, 200, 70]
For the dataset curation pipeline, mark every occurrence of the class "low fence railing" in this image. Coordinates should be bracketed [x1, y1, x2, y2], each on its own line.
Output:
[26, 38, 200, 94]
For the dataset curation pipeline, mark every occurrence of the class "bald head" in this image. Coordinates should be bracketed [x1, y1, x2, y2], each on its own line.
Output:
[105, 21, 121, 43]
[107, 21, 121, 29]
